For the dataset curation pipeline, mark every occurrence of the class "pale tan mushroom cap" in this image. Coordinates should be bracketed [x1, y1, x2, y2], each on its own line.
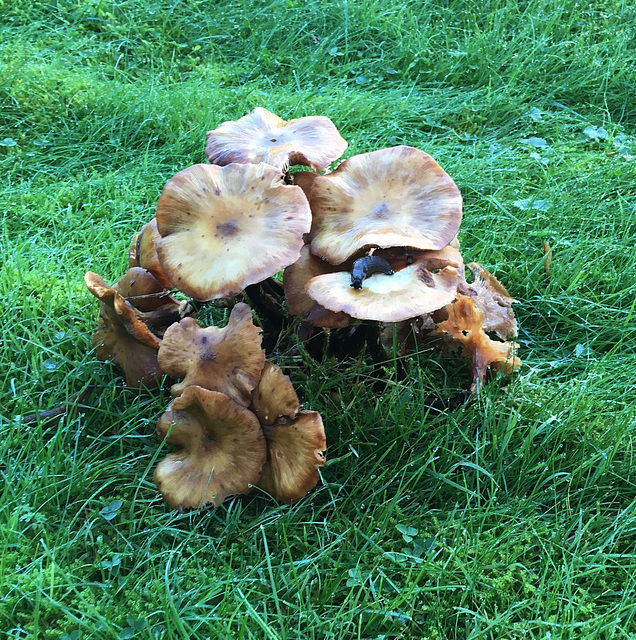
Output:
[250, 362, 301, 426]
[306, 263, 460, 323]
[257, 411, 326, 504]
[157, 303, 265, 405]
[205, 107, 348, 172]
[154, 386, 266, 510]
[309, 146, 462, 264]
[155, 163, 311, 300]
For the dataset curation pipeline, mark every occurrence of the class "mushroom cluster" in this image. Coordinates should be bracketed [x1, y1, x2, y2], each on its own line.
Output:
[83, 106, 521, 511]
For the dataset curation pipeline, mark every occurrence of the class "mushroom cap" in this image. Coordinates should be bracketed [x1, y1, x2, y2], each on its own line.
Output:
[257, 411, 326, 504]
[373, 244, 464, 273]
[306, 262, 460, 323]
[433, 295, 521, 391]
[155, 163, 311, 300]
[129, 218, 173, 289]
[154, 386, 266, 510]
[461, 262, 518, 340]
[157, 302, 265, 404]
[250, 362, 301, 426]
[309, 146, 462, 264]
[85, 271, 164, 388]
[205, 107, 348, 172]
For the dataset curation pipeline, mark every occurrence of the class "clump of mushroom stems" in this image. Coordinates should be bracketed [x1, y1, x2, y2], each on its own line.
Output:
[82, 106, 521, 511]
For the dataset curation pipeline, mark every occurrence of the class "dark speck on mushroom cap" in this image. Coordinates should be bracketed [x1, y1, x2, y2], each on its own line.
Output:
[215, 220, 240, 237]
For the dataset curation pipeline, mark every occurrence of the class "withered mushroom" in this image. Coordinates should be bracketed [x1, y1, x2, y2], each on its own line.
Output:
[84, 271, 164, 389]
[309, 146, 462, 264]
[154, 385, 267, 510]
[155, 163, 311, 300]
[433, 295, 521, 392]
[205, 107, 348, 172]
[157, 302, 265, 405]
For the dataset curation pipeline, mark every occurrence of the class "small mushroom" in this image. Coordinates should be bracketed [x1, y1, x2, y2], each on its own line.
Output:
[84, 271, 164, 388]
[154, 385, 267, 510]
[306, 262, 460, 323]
[205, 107, 348, 172]
[128, 218, 173, 289]
[155, 163, 311, 300]
[309, 146, 462, 264]
[250, 362, 301, 426]
[157, 302, 265, 405]
[257, 411, 326, 504]
[433, 295, 521, 392]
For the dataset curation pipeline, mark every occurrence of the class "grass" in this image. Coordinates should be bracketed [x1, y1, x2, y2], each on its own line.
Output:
[1, 0, 636, 638]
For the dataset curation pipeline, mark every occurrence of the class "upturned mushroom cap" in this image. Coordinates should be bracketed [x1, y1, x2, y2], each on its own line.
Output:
[373, 244, 464, 273]
[205, 107, 348, 172]
[283, 244, 351, 327]
[433, 295, 521, 392]
[154, 386, 266, 510]
[306, 262, 460, 323]
[257, 411, 326, 504]
[155, 163, 311, 300]
[85, 271, 164, 388]
[309, 146, 462, 264]
[250, 362, 301, 426]
[128, 218, 173, 289]
[157, 302, 265, 404]
[460, 262, 518, 340]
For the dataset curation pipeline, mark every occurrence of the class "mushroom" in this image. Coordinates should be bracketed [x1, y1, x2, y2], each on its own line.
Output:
[84, 271, 164, 388]
[250, 362, 301, 426]
[459, 262, 518, 340]
[309, 146, 462, 264]
[128, 218, 173, 289]
[257, 411, 326, 504]
[283, 244, 351, 328]
[205, 107, 348, 172]
[155, 163, 312, 300]
[157, 302, 265, 405]
[154, 385, 267, 510]
[306, 261, 460, 323]
[433, 295, 521, 392]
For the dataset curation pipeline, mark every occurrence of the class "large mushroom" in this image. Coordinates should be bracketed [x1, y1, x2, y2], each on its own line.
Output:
[155, 163, 311, 300]
[155, 385, 267, 510]
[157, 302, 265, 405]
[309, 146, 462, 264]
[205, 107, 348, 172]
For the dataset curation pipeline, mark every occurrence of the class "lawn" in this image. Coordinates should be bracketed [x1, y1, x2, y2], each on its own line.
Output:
[1, 0, 636, 638]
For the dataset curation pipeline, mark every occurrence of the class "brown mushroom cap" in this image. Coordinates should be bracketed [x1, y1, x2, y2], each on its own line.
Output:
[250, 362, 301, 426]
[460, 262, 518, 340]
[155, 163, 311, 300]
[309, 146, 462, 264]
[257, 411, 326, 504]
[128, 218, 173, 289]
[157, 302, 265, 404]
[205, 107, 348, 172]
[154, 385, 266, 510]
[85, 271, 164, 388]
[306, 262, 460, 323]
[433, 295, 521, 392]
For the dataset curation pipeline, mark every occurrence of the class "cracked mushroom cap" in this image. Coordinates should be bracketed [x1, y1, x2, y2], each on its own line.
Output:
[157, 302, 265, 405]
[128, 218, 173, 289]
[205, 107, 348, 172]
[257, 411, 326, 504]
[306, 262, 460, 323]
[309, 146, 462, 264]
[154, 385, 267, 510]
[155, 163, 311, 300]
[433, 295, 521, 392]
[85, 271, 164, 388]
